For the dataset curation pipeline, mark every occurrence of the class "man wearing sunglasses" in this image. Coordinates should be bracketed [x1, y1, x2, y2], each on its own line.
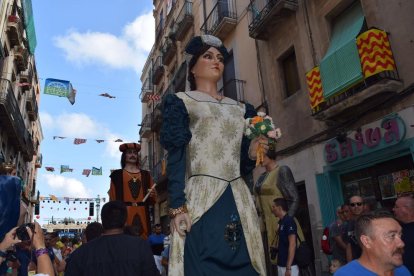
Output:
[345, 196, 365, 262]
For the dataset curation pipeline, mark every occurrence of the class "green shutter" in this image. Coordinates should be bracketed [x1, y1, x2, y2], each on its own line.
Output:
[22, 0, 37, 54]
[320, 2, 365, 98]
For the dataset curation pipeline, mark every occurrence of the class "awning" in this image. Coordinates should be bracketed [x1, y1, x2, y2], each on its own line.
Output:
[320, 2, 365, 98]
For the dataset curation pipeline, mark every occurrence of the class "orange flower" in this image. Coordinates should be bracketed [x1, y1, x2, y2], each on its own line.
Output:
[251, 116, 264, 125]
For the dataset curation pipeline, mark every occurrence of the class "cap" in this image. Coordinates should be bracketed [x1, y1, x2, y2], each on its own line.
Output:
[119, 143, 141, 152]
[185, 35, 229, 61]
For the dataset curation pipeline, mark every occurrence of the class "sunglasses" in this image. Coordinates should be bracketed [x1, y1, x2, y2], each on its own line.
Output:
[350, 202, 363, 207]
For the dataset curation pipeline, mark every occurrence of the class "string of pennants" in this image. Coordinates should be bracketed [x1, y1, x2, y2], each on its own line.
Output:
[52, 137, 124, 144]
[43, 165, 115, 177]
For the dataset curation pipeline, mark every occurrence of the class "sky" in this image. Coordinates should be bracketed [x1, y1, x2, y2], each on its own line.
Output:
[32, 0, 154, 224]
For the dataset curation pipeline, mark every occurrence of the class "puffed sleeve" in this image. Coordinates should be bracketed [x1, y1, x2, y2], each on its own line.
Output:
[277, 165, 299, 217]
[240, 102, 257, 176]
[160, 94, 192, 209]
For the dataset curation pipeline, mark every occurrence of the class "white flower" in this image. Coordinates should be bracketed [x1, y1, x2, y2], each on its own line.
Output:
[257, 111, 266, 117]
[267, 130, 277, 139]
[245, 128, 252, 136]
[275, 128, 282, 139]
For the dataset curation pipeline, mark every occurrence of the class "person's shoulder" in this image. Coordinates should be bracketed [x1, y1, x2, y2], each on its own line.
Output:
[395, 265, 411, 275]
[334, 260, 362, 275]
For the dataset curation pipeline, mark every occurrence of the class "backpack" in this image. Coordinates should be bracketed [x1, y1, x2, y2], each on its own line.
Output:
[321, 226, 332, 255]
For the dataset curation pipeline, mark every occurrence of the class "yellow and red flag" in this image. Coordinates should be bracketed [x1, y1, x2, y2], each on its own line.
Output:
[306, 66, 324, 109]
[357, 29, 396, 78]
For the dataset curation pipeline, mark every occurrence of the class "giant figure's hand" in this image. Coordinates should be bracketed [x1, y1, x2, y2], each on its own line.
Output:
[171, 213, 192, 237]
[248, 136, 269, 160]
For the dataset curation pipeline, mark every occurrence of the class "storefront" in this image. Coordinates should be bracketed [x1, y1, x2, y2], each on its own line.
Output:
[316, 107, 414, 225]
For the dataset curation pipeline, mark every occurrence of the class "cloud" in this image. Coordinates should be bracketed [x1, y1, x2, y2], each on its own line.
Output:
[42, 174, 91, 198]
[53, 11, 154, 73]
[39, 112, 54, 129]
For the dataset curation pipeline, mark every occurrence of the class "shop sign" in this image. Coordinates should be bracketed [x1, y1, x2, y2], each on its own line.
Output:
[324, 114, 406, 164]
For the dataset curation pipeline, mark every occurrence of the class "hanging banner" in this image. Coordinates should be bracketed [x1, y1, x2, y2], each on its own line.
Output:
[44, 78, 72, 97]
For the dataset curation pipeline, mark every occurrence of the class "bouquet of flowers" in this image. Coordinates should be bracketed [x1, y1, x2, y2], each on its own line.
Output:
[245, 112, 281, 166]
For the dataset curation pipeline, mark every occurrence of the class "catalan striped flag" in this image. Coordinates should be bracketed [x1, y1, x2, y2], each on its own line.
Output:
[306, 66, 324, 109]
[356, 29, 396, 78]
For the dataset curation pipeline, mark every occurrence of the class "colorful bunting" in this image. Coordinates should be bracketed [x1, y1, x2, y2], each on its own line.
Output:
[45, 166, 55, 172]
[96, 140, 104, 143]
[92, 167, 102, 176]
[99, 93, 116, 98]
[49, 194, 58, 201]
[74, 138, 87, 145]
[53, 136, 66, 140]
[60, 165, 73, 174]
[82, 169, 91, 177]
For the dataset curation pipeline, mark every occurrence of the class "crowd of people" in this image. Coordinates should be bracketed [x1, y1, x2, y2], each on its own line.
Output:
[325, 195, 414, 275]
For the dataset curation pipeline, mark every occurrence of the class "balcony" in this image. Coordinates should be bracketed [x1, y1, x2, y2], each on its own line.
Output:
[13, 46, 29, 72]
[152, 154, 168, 184]
[6, 14, 24, 48]
[139, 114, 152, 139]
[175, 1, 193, 41]
[152, 56, 165, 85]
[19, 71, 32, 92]
[248, 0, 298, 40]
[0, 78, 34, 161]
[35, 154, 42, 168]
[155, 19, 164, 45]
[26, 88, 38, 121]
[140, 77, 154, 103]
[219, 79, 246, 102]
[161, 37, 177, 66]
[313, 71, 402, 122]
[201, 0, 237, 40]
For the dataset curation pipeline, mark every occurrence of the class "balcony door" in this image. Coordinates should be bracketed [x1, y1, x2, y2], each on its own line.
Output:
[217, 0, 229, 19]
[223, 52, 237, 101]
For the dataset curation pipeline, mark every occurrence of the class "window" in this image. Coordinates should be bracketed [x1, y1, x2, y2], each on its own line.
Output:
[281, 50, 300, 98]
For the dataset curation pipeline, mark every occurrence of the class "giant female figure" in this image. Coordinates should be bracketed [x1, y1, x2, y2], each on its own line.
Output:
[160, 35, 266, 276]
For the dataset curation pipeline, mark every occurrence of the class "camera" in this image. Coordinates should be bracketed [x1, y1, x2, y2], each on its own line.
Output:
[5, 250, 17, 262]
[15, 223, 35, 241]
[270, 246, 278, 260]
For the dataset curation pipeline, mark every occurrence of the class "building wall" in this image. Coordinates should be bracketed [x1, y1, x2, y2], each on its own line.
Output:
[0, 0, 42, 223]
[250, 0, 414, 273]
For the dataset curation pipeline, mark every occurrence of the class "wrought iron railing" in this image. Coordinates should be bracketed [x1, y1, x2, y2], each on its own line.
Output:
[200, 0, 237, 34]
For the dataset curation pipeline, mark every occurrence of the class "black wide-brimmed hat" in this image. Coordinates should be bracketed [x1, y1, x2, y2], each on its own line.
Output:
[185, 35, 229, 61]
